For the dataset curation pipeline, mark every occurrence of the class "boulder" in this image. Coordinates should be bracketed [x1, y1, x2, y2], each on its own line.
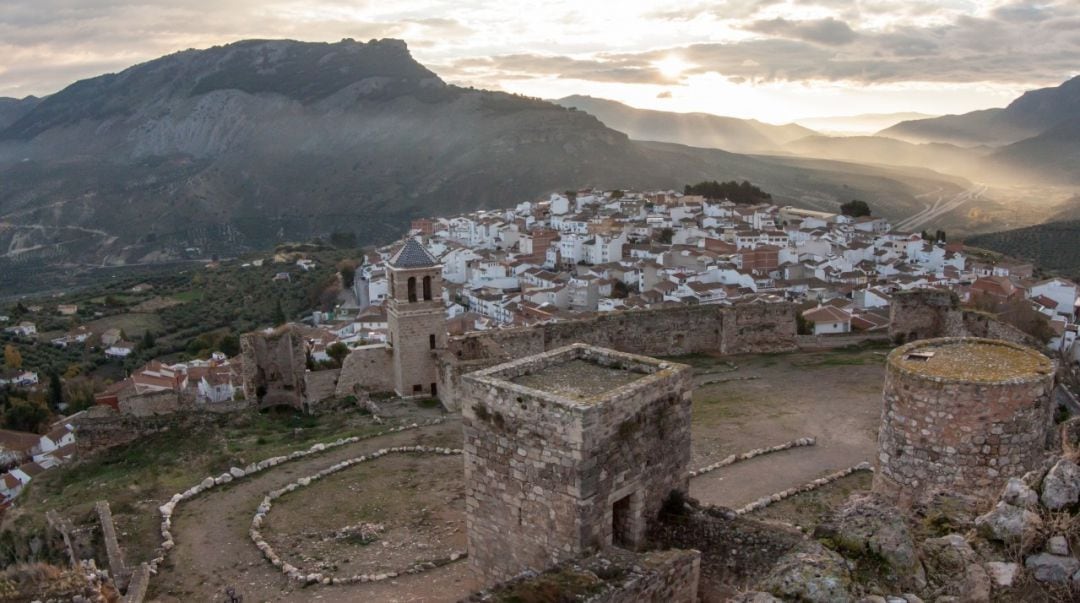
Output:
[814, 493, 925, 591]
[200, 477, 215, 489]
[760, 542, 853, 603]
[985, 562, 1019, 588]
[920, 534, 989, 603]
[229, 466, 246, 479]
[1000, 478, 1039, 510]
[974, 502, 1042, 550]
[1040, 458, 1080, 510]
[1025, 552, 1080, 583]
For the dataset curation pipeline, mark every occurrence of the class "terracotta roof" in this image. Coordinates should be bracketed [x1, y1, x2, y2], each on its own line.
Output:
[0, 430, 40, 453]
[802, 305, 852, 323]
[389, 239, 437, 269]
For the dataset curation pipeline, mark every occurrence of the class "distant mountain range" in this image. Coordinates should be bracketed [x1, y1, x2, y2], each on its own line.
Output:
[0, 38, 976, 293]
[554, 95, 815, 153]
[795, 112, 935, 136]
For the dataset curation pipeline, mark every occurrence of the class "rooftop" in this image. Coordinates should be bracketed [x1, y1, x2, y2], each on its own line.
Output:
[389, 238, 437, 269]
[510, 359, 644, 400]
[890, 337, 1053, 383]
[465, 343, 687, 408]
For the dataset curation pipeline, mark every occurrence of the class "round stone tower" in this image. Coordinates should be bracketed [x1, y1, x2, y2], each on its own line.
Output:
[873, 337, 1055, 508]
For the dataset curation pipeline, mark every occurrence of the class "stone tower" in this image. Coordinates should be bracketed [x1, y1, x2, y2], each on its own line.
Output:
[873, 337, 1055, 508]
[460, 343, 693, 587]
[387, 238, 446, 398]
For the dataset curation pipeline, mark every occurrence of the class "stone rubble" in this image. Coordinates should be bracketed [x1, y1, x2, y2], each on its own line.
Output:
[735, 462, 873, 515]
[689, 437, 816, 478]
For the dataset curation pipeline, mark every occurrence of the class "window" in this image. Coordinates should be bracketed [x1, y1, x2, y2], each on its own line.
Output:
[429, 334, 436, 349]
[423, 275, 433, 300]
[407, 277, 417, 303]
[413, 384, 422, 393]
[430, 382, 438, 397]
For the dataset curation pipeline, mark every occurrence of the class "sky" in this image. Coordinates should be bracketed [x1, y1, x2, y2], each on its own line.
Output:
[1, 0, 1079, 124]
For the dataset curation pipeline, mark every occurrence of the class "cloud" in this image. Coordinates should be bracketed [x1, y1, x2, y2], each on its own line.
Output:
[743, 17, 858, 46]
[656, 90, 673, 98]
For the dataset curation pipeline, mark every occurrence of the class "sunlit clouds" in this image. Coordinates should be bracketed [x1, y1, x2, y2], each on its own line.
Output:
[1, 0, 1078, 123]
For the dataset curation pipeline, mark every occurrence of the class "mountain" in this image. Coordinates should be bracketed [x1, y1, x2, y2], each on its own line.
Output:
[989, 117, 1080, 184]
[879, 75, 1080, 147]
[795, 112, 935, 136]
[967, 219, 1080, 278]
[0, 39, 984, 293]
[554, 95, 816, 153]
[783, 135, 988, 177]
[0, 96, 41, 129]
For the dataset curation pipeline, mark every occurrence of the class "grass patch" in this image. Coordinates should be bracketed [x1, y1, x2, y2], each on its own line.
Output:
[171, 290, 204, 303]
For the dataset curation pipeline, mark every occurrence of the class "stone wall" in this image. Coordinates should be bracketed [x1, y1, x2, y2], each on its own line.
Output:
[335, 344, 394, 397]
[464, 548, 700, 603]
[117, 390, 187, 417]
[95, 501, 129, 590]
[440, 302, 795, 410]
[240, 325, 307, 409]
[873, 338, 1056, 508]
[304, 369, 340, 407]
[461, 345, 693, 587]
[888, 288, 1037, 347]
[647, 508, 804, 597]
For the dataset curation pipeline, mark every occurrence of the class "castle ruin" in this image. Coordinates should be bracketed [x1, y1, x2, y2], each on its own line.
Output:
[239, 325, 308, 410]
[873, 337, 1056, 508]
[460, 343, 694, 587]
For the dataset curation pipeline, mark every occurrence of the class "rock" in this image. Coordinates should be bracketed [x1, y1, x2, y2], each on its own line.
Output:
[856, 597, 887, 603]
[985, 562, 1019, 588]
[1040, 458, 1080, 510]
[921, 534, 989, 602]
[214, 473, 233, 485]
[200, 477, 215, 489]
[229, 466, 246, 479]
[760, 542, 852, 603]
[814, 493, 925, 591]
[1026, 553, 1080, 583]
[1048, 535, 1070, 556]
[733, 593, 783, 603]
[1000, 478, 1039, 509]
[974, 502, 1042, 550]
[900, 596, 924, 603]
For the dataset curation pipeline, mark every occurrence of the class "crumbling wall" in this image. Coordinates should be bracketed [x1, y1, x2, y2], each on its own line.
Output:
[723, 302, 798, 354]
[959, 310, 1037, 346]
[117, 390, 186, 417]
[304, 369, 340, 407]
[240, 326, 307, 409]
[72, 407, 206, 454]
[648, 507, 803, 597]
[889, 288, 960, 343]
[335, 345, 394, 397]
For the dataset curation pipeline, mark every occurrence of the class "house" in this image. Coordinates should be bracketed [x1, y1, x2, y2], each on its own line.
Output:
[0, 370, 38, 388]
[4, 322, 36, 337]
[802, 305, 853, 335]
[32, 424, 76, 465]
[57, 304, 79, 316]
[100, 328, 123, 347]
[0, 429, 42, 470]
[1029, 278, 1079, 319]
[105, 341, 136, 359]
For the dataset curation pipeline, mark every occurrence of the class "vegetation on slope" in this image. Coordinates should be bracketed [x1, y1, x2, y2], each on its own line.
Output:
[966, 220, 1080, 280]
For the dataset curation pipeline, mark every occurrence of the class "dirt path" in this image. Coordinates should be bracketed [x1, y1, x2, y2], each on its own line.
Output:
[151, 420, 477, 603]
[688, 350, 884, 509]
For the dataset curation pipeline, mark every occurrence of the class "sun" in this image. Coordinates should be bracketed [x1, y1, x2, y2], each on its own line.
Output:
[652, 56, 693, 79]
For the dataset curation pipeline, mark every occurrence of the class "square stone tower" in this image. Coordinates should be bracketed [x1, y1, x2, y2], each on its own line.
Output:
[460, 343, 693, 586]
[387, 238, 447, 398]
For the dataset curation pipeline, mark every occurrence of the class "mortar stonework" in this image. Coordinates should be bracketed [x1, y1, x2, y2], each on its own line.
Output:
[387, 257, 446, 398]
[460, 344, 693, 587]
[873, 337, 1055, 508]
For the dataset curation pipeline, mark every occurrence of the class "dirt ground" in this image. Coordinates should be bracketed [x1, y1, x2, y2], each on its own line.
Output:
[264, 453, 465, 579]
[688, 346, 887, 509]
[151, 418, 477, 603]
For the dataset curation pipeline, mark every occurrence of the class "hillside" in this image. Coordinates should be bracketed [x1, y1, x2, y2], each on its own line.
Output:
[0, 96, 40, 129]
[967, 219, 1080, 278]
[989, 117, 1080, 185]
[782, 135, 988, 178]
[0, 39, 984, 293]
[794, 112, 935, 135]
[879, 75, 1080, 147]
[555, 95, 815, 153]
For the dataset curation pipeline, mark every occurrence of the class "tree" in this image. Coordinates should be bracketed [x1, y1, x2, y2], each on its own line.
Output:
[840, 200, 871, 217]
[326, 342, 350, 367]
[338, 260, 358, 289]
[656, 227, 675, 244]
[684, 180, 772, 204]
[3, 398, 49, 433]
[273, 300, 287, 326]
[219, 334, 240, 357]
[47, 372, 63, 411]
[329, 231, 358, 249]
[3, 345, 21, 369]
[141, 330, 156, 350]
[609, 190, 624, 199]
